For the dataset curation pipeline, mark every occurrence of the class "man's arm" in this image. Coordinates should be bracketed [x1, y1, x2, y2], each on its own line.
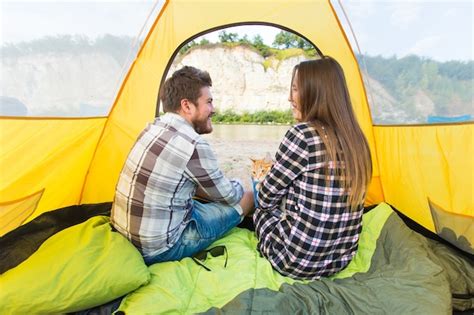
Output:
[185, 140, 243, 206]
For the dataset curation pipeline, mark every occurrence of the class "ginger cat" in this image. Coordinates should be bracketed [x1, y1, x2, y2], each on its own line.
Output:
[250, 152, 274, 184]
[250, 153, 286, 212]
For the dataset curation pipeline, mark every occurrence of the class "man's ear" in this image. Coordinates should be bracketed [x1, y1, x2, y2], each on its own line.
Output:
[180, 99, 192, 114]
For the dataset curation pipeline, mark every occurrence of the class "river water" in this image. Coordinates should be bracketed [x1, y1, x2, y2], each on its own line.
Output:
[205, 124, 289, 141]
[202, 123, 290, 190]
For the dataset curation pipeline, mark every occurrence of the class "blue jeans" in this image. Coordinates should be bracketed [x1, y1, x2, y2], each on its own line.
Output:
[143, 201, 242, 265]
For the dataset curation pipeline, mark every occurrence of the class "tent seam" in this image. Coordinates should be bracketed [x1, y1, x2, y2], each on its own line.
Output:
[78, 0, 170, 204]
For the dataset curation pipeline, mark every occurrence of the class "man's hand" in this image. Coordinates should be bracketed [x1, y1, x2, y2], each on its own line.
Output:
[240, 191, 255, 216]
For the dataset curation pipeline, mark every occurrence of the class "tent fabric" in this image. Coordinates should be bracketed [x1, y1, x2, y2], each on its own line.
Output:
[0, 118, 106, 219]
[0, 189, 43, 237]
[373, 124, 473, 232]
[115, 202, 472, 314]
[429, 200, 473, 255]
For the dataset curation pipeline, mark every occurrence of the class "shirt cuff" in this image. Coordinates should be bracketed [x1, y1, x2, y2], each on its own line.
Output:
[230, 179, 244, 201]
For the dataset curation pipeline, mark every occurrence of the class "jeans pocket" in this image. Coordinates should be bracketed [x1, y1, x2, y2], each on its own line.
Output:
[181, 220, 205, 246]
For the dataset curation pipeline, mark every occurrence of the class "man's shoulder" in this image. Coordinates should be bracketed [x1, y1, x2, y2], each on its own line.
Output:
[154, 113, 202, 144]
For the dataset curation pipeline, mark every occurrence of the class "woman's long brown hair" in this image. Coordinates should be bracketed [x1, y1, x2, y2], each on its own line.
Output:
[292, 57, 372, 211]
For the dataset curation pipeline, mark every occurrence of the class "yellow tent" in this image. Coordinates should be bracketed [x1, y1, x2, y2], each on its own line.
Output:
[1, 0, 472, 250]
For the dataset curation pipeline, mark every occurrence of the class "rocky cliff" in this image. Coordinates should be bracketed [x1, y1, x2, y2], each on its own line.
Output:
[169, 45, 308, 113]
[1, 52, 124, 116]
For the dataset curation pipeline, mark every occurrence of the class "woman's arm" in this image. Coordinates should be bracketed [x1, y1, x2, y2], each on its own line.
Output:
[258, 126, 308, 210]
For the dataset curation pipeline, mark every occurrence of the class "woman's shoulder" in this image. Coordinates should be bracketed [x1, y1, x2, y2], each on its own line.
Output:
[287, 122, 311, 135]
[287, 122, 323, 143]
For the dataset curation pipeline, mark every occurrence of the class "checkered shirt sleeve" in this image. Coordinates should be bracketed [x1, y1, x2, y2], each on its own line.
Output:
[185, 138, 243, 206]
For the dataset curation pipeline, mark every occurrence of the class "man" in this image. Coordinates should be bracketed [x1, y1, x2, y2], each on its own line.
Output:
[111, 66, 254, 265]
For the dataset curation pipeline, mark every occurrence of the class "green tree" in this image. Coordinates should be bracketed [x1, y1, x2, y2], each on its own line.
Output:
[439, 60, 473, 80]
[218, 31, 239, 43]
[272, 31, 312, 50]
[199, 38, 210, 45]
[179, 40, 198, 54]
[273, 31, 295, 48]
[252, 35, 271, 57]
[252, 35, 264, 47]
[238, 34, 251, 45]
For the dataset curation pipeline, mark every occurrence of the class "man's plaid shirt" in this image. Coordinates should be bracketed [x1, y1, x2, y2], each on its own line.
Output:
[253, 123, 364, 280]
[111, 113, 243, 256]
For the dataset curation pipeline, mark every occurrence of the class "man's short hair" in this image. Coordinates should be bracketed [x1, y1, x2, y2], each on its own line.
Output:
[159, 66, 212, 113]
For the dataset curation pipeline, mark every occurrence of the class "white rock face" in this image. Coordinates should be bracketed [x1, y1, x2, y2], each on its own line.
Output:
[169, 46, 308, 113]
[1, 53, 123, 116]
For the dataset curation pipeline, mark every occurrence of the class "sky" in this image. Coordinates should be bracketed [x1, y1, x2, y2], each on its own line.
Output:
[0, 0, 472, 61]
[335, 0, 473, 61]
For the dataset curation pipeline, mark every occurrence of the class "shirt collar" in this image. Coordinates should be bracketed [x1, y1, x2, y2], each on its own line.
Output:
[159, 112, 196, 134]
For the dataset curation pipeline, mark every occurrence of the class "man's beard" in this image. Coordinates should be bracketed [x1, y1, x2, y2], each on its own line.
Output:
[193, 115, 213, 134]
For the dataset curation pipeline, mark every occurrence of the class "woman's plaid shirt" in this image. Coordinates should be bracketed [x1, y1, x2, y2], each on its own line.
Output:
[111, 113, 243, 256]
[253, 123, 364, 280]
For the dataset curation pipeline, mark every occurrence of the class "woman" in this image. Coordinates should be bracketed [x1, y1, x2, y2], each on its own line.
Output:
[253, 57, 372, 280]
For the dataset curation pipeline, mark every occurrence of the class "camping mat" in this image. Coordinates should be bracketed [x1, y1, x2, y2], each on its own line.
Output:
[117, 202, 473, 314]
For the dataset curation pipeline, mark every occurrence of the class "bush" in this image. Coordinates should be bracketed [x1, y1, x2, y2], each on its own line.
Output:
[212, 109, 295, 124]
